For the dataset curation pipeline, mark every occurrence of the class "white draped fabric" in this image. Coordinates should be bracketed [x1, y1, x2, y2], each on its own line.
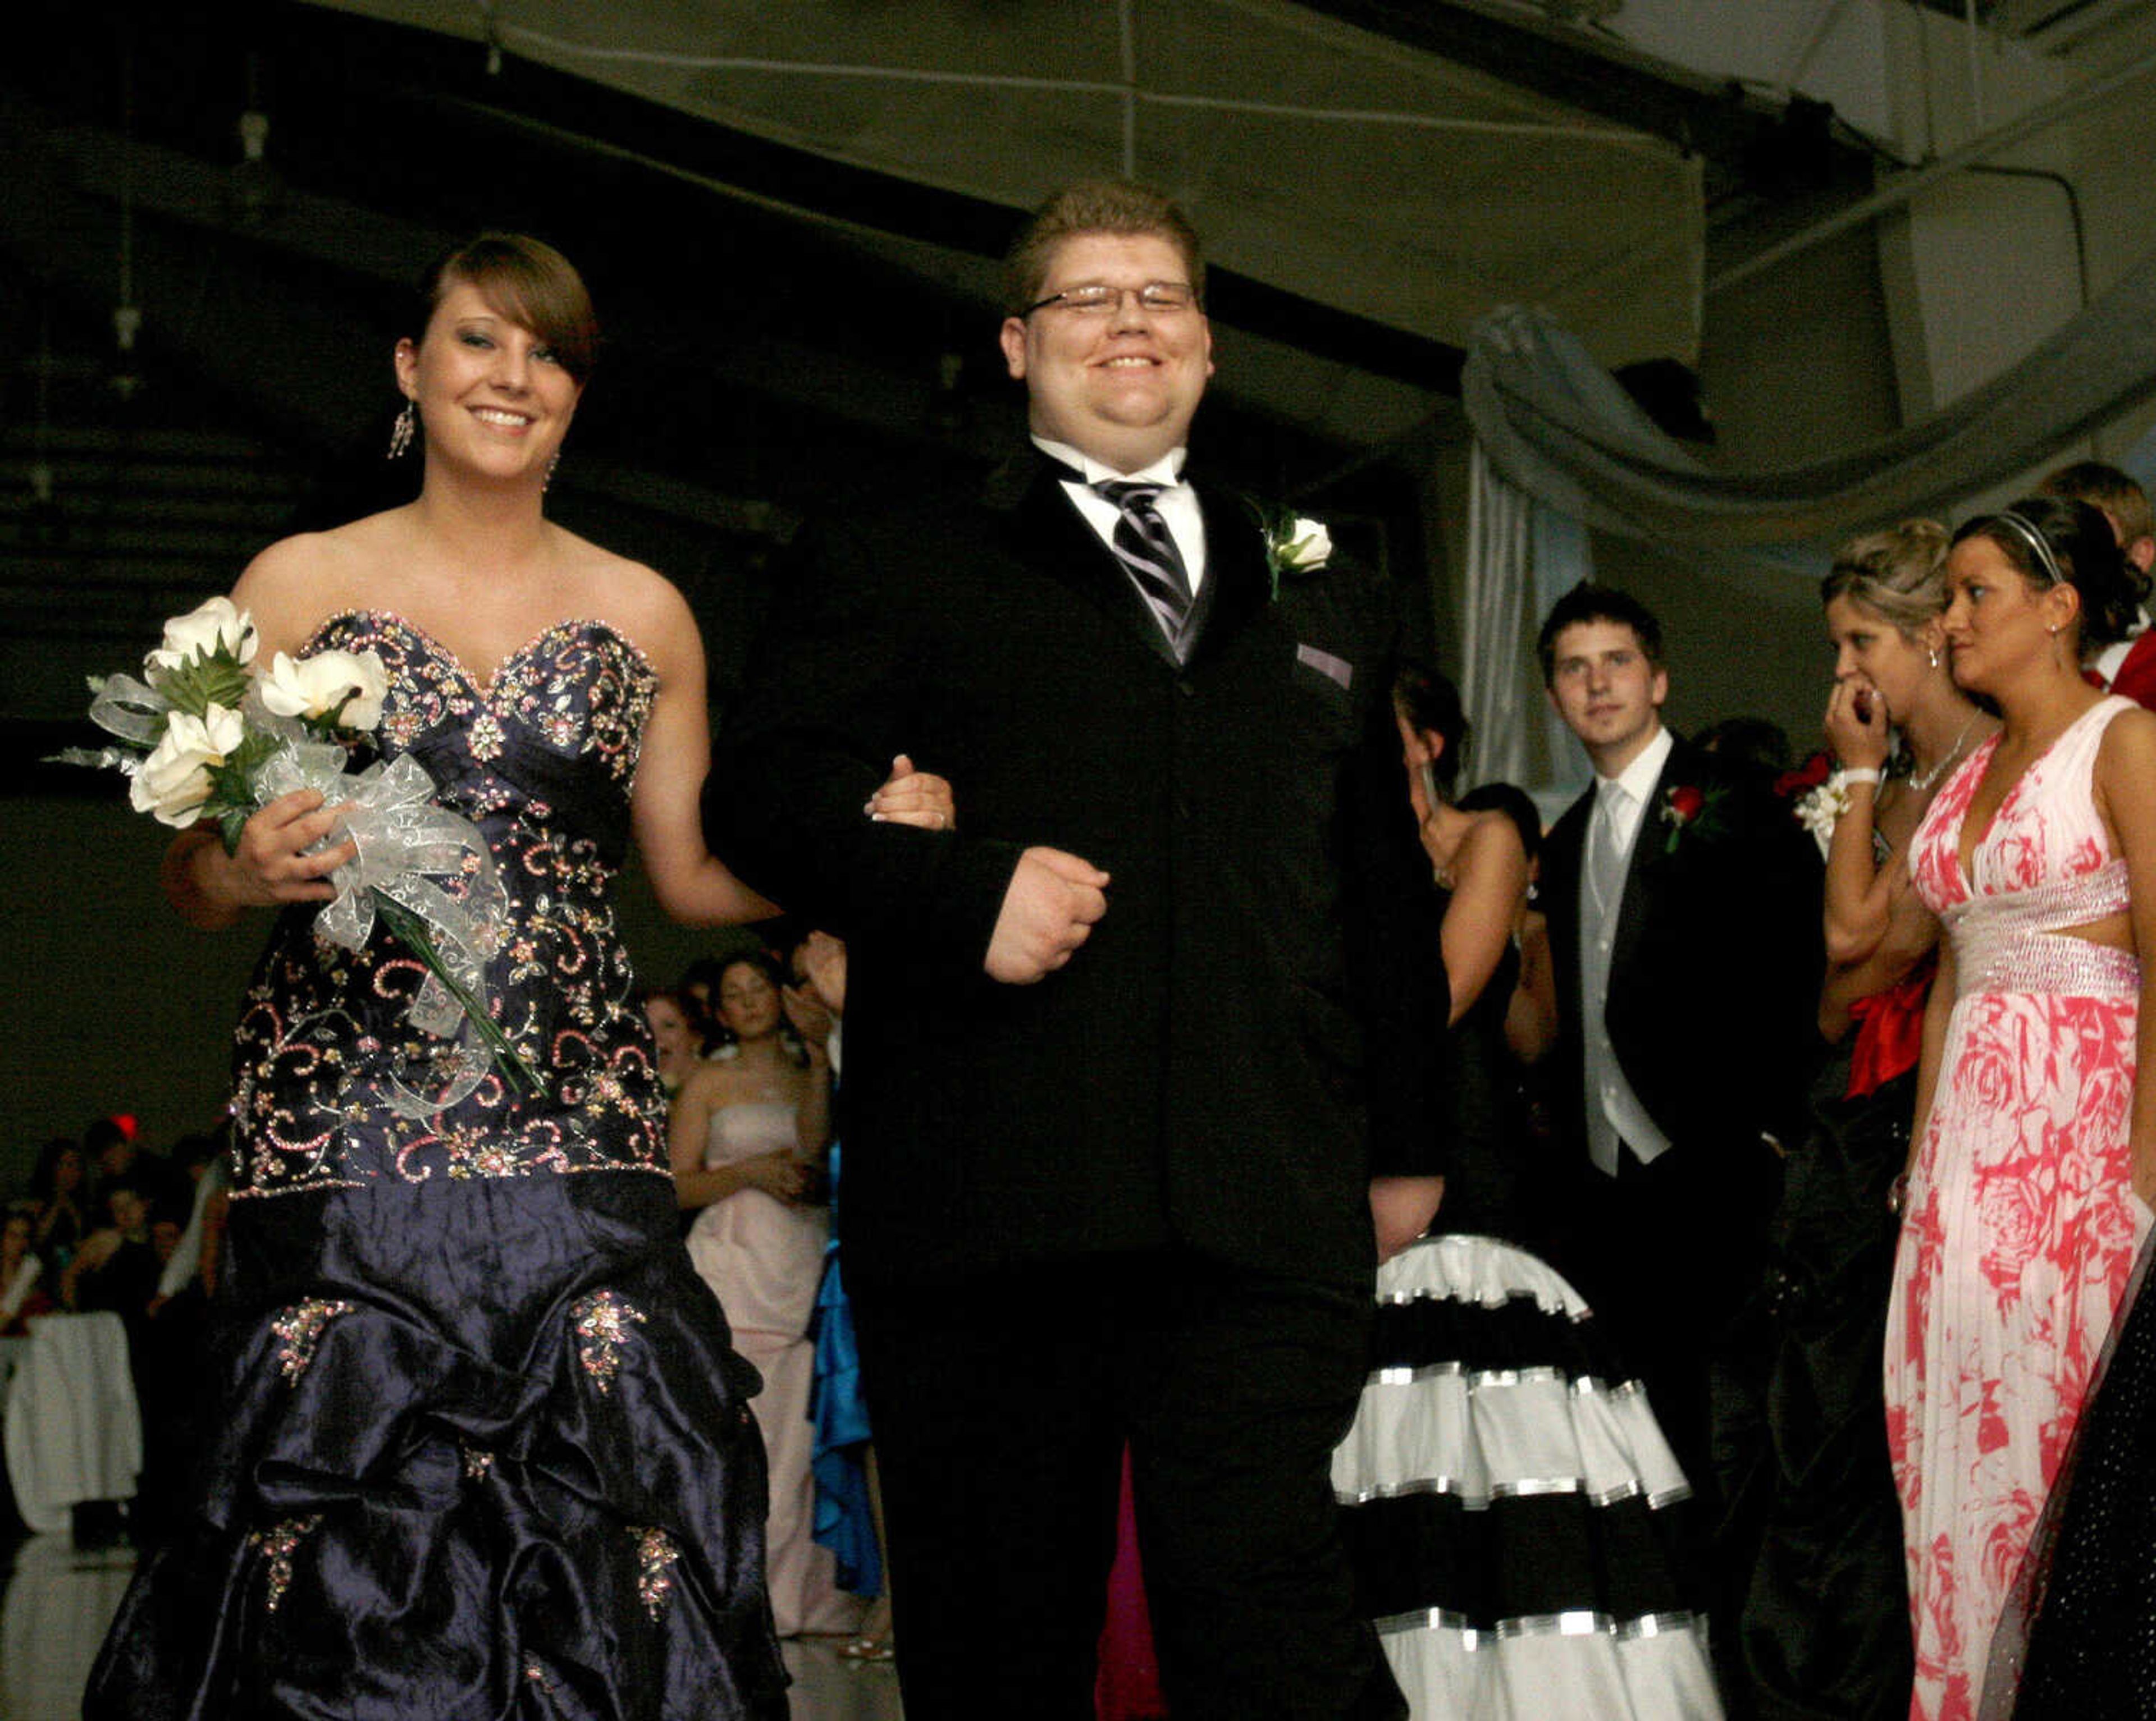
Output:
[1459, 443, 1596, 810]
[1462, 257, 2156, 550]
[1460, 441, 1533, 794]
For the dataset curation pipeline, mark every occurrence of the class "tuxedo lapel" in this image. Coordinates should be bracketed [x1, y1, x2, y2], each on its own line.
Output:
[989, 454, 1181, 669]
[1610, 744, 1685, 978]
[1183, 483, 1269, 665]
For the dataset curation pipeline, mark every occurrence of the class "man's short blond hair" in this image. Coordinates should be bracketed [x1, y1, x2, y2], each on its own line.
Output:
[1002, 181, 1205, 317]
[2041, 460, 2154, 551]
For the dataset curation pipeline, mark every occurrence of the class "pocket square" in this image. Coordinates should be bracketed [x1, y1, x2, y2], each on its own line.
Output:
[1295, 643, 1353, 690]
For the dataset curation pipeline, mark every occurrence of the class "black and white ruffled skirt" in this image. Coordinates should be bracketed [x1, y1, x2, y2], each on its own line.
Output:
[1335, 1233, 1722, 1720]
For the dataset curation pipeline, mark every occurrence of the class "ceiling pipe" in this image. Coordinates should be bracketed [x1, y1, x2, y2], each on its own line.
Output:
[1783, 0, 1858, 92]
[1118, 0, 1138, 177]
[2022, 0, 2156, 54]
[1707, 38, 2156, 294]
[488, 25, 1676, 153]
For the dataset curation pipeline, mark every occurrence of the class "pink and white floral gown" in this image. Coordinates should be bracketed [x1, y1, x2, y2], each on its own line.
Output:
[1887, 695, 2149, 1720]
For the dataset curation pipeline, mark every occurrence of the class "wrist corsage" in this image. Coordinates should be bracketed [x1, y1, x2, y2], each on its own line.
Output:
[1776, 749, 1871, 860]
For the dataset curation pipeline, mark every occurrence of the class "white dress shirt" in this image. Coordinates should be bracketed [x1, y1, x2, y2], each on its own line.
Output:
[2094, 606, 2152, 685]
[1033, 434, 1209, 597]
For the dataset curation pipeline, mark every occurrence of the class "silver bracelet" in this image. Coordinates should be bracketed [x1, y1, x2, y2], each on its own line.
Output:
[1840, 767, 1883, 786]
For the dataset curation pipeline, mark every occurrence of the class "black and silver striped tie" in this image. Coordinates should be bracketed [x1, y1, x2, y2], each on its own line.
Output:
[1094, 480, 1195, 659]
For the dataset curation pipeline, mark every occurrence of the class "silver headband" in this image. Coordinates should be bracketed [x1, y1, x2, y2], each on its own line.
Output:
[1993, 511, 2068, 587]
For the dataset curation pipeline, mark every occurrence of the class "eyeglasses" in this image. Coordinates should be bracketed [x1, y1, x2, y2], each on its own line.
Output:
[1024, 282, 1199, 318]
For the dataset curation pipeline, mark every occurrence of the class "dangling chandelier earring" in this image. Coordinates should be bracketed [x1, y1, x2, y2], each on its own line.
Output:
[387, 400, 416, 460]
[543, 451, 560, 493]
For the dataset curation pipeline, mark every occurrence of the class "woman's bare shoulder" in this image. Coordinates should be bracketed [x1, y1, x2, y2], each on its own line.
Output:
[554, 529, 697, 671]
[675, 1055, 737, 1101]
[1456, 807, 1528, 869]
[2100, 701, 2156, 758]
[2096, 704, 2156, 844]
[233, 510, 414, 654]
[569, 534, 681, 615]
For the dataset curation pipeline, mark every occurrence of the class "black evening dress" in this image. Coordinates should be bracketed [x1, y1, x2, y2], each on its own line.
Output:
[1740, 963, 1922, 1721]
[86, 612, 787, 1721]
[1988, 1236, 2156, 1718]
[1334, 907, 1720, 1718]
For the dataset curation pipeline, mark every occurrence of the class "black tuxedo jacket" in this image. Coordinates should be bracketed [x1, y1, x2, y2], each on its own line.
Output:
[1540, 735, 1823, 1175]
[705, 451, 1445, 1290]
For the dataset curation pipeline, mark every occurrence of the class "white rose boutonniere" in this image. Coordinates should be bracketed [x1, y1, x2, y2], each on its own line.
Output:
[1247, 501, 1334, 598]
[1272, 516, 1331, 574]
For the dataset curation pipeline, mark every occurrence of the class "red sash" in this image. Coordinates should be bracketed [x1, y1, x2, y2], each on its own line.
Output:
[1845, 953, 1937, 1100]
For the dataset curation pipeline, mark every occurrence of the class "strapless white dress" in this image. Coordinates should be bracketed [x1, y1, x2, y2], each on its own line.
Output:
[686, 1099, 858, 1638]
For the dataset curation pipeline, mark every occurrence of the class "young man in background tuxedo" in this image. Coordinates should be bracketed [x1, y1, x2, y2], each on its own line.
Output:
[1534, 583, 1822, 1712]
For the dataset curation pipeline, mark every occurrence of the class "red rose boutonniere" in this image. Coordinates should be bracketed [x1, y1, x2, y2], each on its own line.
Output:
[1659, 780, 1729, 853]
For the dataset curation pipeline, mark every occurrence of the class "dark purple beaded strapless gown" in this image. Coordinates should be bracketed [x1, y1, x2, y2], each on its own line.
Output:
[86, 612, 786, 1721]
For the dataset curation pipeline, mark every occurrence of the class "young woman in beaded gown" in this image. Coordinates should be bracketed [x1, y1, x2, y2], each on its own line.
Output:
[83, 235, 951, 1721]
[1884, 498, 2156, 1721]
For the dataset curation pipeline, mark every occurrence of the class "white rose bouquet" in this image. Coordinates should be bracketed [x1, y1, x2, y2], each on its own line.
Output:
[65, 597, 392, 841]
[54, 597, 537, 1107]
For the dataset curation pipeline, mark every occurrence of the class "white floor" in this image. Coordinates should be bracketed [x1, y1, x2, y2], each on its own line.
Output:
[0, 1538, 134, 1721]
[0, 1533, 902, 1721]
[781, 1637, 905, 1721]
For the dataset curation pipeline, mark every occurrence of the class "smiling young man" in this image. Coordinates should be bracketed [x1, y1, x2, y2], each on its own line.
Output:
[705, 182, 1442, 1719]
[1534, 582, 1822, 1712]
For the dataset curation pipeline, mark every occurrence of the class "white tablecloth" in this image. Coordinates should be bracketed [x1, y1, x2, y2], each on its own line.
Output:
[2, 1313, 141, 1534]
[0, 1337, 27, 1428]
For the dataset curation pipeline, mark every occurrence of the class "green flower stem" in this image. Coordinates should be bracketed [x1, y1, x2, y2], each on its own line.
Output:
[371, 893, 546, 1098]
